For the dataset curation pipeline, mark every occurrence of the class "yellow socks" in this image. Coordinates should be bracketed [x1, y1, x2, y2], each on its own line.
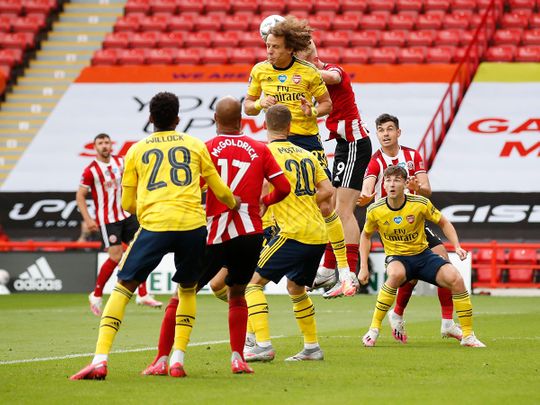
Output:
[291, 292, 318, 345]
[370, 283, 397, 330]
[95, 283, 133, 355]
[245, 284, 271, 343]
[212, 286, 228, 303]
[173, 286, 197, 352]
[452, 291, 473, 338]
[324, 211, 348, 269]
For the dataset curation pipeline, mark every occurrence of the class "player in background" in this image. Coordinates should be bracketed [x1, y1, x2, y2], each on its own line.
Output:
[76, 133, 162, 316]
[358, 165, 485, 348]
[244, 16, 355, 295]
[358, 113, 462, 343]
[296, 40, 372, 298]
[244, 104, 334, 362]
[142, 96, 290, 376]
[70, 92, 239, 380]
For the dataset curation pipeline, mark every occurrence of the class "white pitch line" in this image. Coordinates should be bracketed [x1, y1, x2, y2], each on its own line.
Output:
[0, 336, 286, 366]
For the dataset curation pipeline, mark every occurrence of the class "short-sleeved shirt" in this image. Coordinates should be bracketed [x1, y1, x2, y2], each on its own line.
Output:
[363, 195, 442, 256]
[80, 156, 130, 226]
[364, 145, 426, 199]
[247, 57, 327, 136]
[267, 140, 328, 244]
[122, 130, 221, 232]
[205, 133, 283, 244]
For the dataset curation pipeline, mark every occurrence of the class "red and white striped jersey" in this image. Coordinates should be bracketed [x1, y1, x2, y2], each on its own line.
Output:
[364, 145, 426, 199]
[80, 156, 130, 226]
[323, 64, 369, 142]
[205, 134, 283, 245]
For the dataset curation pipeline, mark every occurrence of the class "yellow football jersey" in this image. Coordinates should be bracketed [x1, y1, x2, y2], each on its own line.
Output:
[267, 140, 328, 244]
[247, 57, 327, 136]
[123, 130, 224, 232]
[363, 195, 443, 256]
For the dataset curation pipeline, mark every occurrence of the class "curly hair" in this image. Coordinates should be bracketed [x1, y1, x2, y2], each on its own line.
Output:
[269, 16, 313, 53]
[149, 92, 179, 130]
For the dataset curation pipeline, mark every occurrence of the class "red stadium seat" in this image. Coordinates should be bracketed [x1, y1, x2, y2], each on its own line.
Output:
[451, 0, 476, 12]
[115, 15, 142, 32]
[332, 14, 361, 31]
[222, 14, 250, 31]
[370, 47, 398, 63]
[407, 30, 436, 46]
[473, 248, 506, 283]
[201, 47, 229, 64]
[508, 0, 536, 10]
[0, 15, 15, 32]
[516, 45, 540, 61]
[205, 0, 230, 13]
[398, 46, 426, 63]
[0, 32, 35, 49]
[395, 0, 423, 13]
[317, 47, 341, 64]
[259, 0, 285, 15]
[501, 12, 530, 29]
[157, 31, 185, 48]
[416, 12, 443, 30]
[426, 46, 456, 63]
[0, 48, 23, 66]
[368, 0, 395, 13]
[350, 30, 380, 47]
[230, 0, 258, 13]
[321, 31, 350, 47]
[341, 0, 367, 13]
[443, 11, 470, 29]
[485, 45, 517, 61]
[523, 29, 540, 45]
[118, 48, 147, 65]
[174, 48, 202, 64]
[11, 15, 43, 33]
[194, 15, 222, 32]
[388, 13, 416, 30]
[380, 30, 407, 47]
[308, 14, 332, 31]
[493, 29, 523, 45]
[130, 31, 159, 48]
[238, 31, 263, 48]
[184, 31, 214, 48]
[150, 0, 176, 14]
[342, 47, 371, 64]
[454, 46, 468, 62]
[212, 31, 241, 48]
[168, 15, 195, 32]
[507, 248, 536, 283]
[230, 47, 258, 64]
[530, 14, 540, 29]
[436, 29, 464, 46]
[288, 0, 312, 14]
[0, 0, 23, 14]
[177, 0, 204, 13]
[91, 49, 118, 66]
[103, 32, 131, 49]
[139, 15, 169, 32]
[146, 48, 176, 65]
[360, 13, 388, 30]
[313, 0, 340, 12]
[424, 0, 449, 12]
[24, 0, 56, 13]
[124, 0, 150, 15]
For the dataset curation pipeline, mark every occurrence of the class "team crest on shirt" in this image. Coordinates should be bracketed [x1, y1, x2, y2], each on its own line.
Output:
[109, 234, 117, 244]
[393, 216, 403, 224]
[407, 215, 415, 224]
[278, 74, 287, 83]
[292, 74, 301, 84]
[407, 161, 414, 170]
[267, 76, 272, 81]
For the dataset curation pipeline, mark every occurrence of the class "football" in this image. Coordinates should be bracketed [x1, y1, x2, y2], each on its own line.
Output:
[0, 269, 10, 285]
[259, 15, 285, 40]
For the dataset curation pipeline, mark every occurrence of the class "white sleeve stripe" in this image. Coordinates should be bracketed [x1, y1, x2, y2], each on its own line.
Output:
[268, 171, 283, 179]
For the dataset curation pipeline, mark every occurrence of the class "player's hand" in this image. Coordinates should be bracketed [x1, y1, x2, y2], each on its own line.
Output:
[85, 219, 98, 233]
[357, 191, 376, 207]
[300, 96, 313, 116]
[232, 196, 242, 211]
[259, 200, 268, 217]
[455, 247, 468, 261]
[260, 96, 277, 109]
[358, 267, 370, 285]
[407, 175, 421, 193]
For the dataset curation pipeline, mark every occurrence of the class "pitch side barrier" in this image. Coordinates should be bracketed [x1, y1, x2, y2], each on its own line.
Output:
[0, 241, 538, 294]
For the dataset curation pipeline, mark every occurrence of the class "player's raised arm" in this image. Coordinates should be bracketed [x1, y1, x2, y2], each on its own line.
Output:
[358, 176, 377, 207]
[407, 172, 432, 197]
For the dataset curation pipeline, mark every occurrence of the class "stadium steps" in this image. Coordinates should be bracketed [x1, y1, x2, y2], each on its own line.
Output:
[0, 0, 125, 187]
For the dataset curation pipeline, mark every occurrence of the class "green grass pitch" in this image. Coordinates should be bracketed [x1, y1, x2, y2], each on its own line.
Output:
[1, 294, 539, 404]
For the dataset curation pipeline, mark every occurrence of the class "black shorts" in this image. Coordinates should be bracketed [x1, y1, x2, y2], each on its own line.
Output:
[288, 134, 331, 178]
[385, 249, 449, 286]
[332, 137, 372, 190]
[425, 225, 443, 248]
[197, 234, 264, 288]
[256, 234, 326, 287]
[102, 215, 139, 248]
[117, 226, 207, 284]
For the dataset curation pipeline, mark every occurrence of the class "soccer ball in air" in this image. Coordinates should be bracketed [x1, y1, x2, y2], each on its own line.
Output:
[0, 269, 10, 285]
[259, 15, 285, 40]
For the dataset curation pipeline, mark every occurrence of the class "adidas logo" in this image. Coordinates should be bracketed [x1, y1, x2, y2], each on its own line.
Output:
[14, 257, 62, 291]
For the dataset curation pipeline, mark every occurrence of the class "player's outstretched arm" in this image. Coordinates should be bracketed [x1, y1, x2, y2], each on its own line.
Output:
[358, 176, 376, 207]
[358, 230, 373, 285]
[407, 172, 432, 197]
[438, 215, 467, 260]
[121, 185, 137, 214]
[76, 186, 98, 232]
